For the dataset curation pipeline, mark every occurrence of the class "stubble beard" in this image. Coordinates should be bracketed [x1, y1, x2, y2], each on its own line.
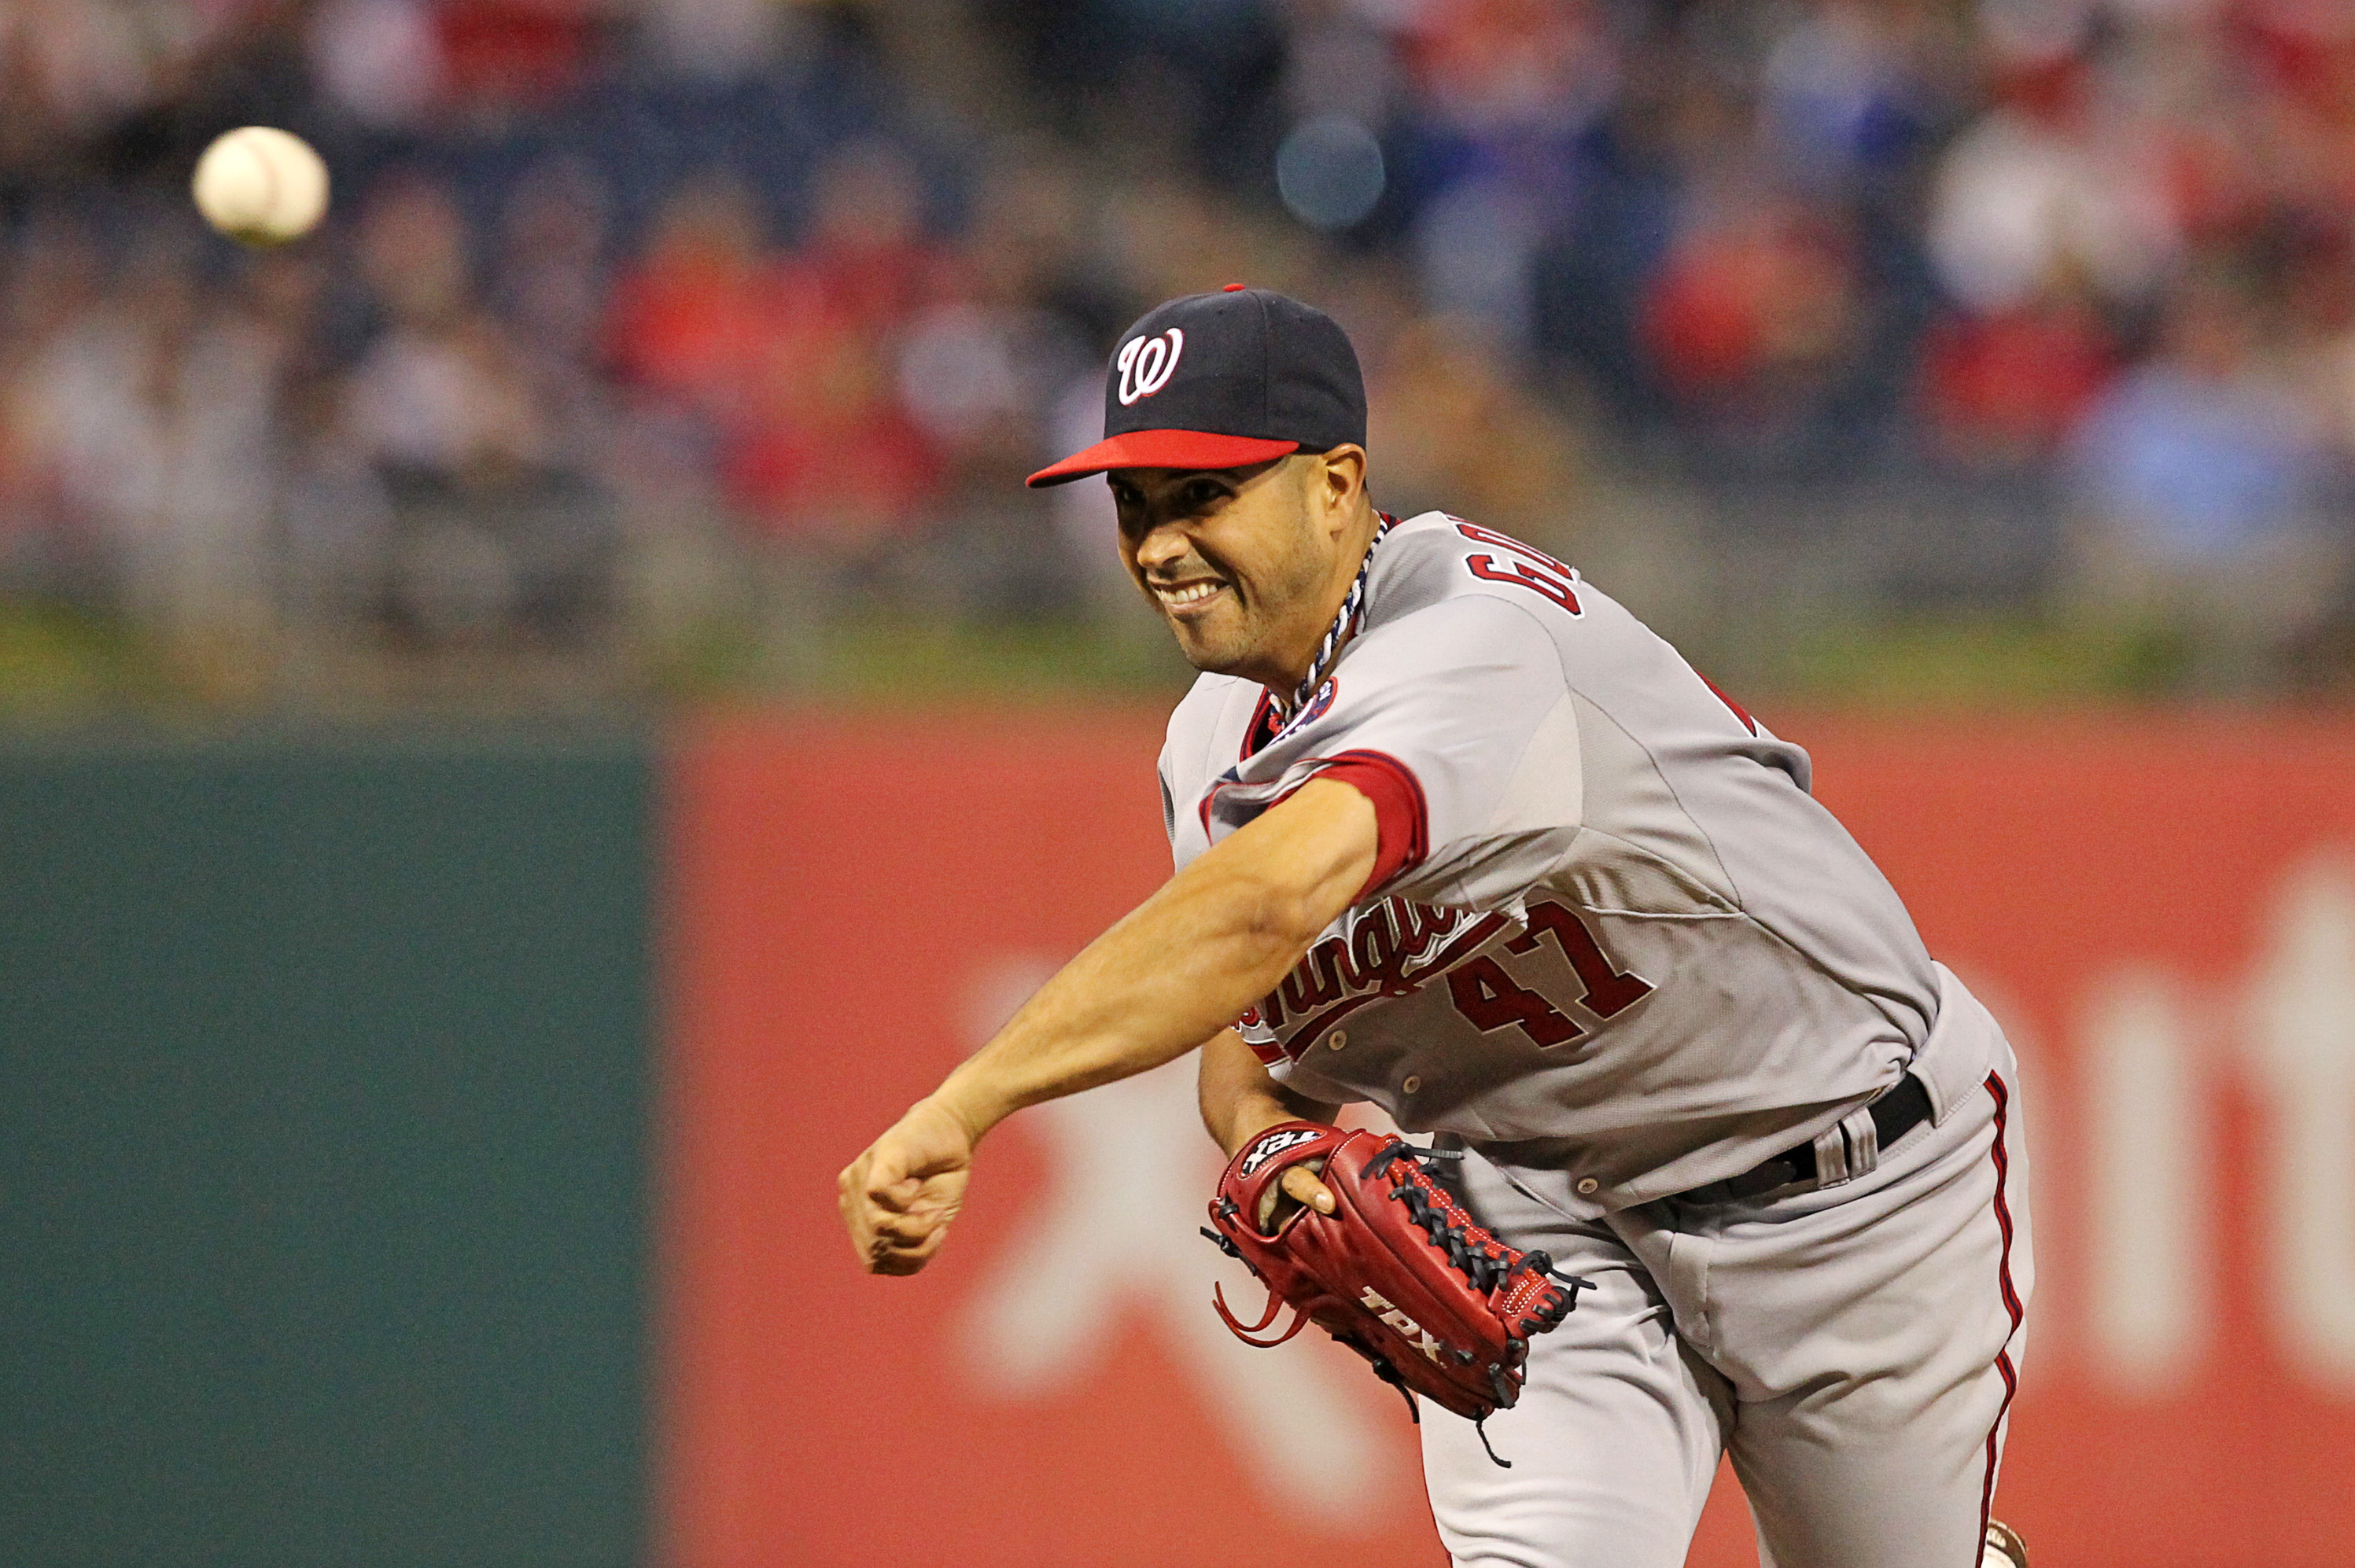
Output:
[1160, 535, 1329, 686]
[1167, 595, 1257, 677]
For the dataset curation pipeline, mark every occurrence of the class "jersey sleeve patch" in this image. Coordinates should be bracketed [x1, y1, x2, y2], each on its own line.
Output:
[1310, 749, 1430, 900]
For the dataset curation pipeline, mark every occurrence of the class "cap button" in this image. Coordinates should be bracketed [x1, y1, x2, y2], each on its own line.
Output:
[1222, 282, 1248, 292]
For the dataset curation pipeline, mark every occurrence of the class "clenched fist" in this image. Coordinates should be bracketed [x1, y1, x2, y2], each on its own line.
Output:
[838, 1096, 978, 1275]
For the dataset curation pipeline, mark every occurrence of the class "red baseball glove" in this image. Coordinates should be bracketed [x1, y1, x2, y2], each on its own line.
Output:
[1202, 1121, 1587, 1459]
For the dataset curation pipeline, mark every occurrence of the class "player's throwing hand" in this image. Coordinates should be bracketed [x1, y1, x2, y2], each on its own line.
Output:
[837, 1097, 977, 1275]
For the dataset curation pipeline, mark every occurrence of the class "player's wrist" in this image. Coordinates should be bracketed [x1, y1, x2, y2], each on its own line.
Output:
[924, 1073, 1010, 1147]
[1219, 1096, 1326, 1158]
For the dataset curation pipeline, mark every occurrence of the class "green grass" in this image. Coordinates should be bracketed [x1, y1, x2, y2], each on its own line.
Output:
[1780, 617, 2197, 708]
[0, 603, 172, 714]
[811, 614, 1194, 699]
[6, 594, 2330, 718]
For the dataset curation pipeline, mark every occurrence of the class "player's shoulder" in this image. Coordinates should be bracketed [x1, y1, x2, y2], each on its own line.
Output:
[1358, 510, 1598, 657]
[1162, 672, 1260, 773]
[1372, 510, 1601, 623]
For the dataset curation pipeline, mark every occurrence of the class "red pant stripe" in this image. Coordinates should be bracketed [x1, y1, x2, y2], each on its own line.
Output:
[1978, 1071, 2024, 1551]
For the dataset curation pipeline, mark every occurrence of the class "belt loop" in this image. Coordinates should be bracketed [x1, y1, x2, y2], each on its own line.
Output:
[1813, 1104, 1881, 1191]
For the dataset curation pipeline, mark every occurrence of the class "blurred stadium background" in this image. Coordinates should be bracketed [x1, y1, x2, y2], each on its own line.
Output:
[8, 0, 2355, 705]
[3, 2, 2353, 1566]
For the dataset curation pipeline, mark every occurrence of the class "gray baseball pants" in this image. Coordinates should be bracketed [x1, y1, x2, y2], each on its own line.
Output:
[1421, 1051, 2033, 1568]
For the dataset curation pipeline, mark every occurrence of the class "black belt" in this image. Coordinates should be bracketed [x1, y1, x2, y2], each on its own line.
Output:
[1677, 1074, 1933, 1204]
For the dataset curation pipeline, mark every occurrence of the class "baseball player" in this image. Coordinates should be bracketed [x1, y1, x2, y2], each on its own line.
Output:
[838, 286, 2034, 1568]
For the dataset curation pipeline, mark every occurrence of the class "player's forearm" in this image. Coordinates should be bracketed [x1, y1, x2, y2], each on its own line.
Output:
[1199, 1027, 1339, 1157]
[931, 858, 1338, 1136]
[929, 779, 1377, 1140]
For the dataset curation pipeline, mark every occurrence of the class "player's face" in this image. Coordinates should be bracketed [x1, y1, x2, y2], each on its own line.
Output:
[1108, 458, 1338, 685]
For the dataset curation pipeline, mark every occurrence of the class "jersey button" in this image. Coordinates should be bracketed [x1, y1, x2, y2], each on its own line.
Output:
[1575, 1177, 1600, 1195]
[1401, 1075, 1421, 1094]
[1326, 1030, 1347, 1051]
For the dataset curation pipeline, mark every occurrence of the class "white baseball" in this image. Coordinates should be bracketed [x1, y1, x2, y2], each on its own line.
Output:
[191, 127, 330, 245]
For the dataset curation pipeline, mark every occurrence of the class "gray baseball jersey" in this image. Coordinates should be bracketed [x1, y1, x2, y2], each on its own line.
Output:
[1159, 510, 2002, 1211]
[1163, 510, 2032, 1567]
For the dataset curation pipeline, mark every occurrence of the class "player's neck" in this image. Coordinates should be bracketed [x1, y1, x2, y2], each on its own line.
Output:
[1266, 508, 1387, 711]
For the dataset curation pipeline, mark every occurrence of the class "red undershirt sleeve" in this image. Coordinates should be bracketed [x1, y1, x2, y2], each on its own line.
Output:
[1310, 749, 1430, 900]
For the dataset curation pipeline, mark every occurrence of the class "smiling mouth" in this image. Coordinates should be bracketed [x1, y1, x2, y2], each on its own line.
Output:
[1151, 579, 1229, 616]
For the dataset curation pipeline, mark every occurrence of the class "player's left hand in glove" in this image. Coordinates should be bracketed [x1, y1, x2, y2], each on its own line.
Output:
[1203, 1120, 1587, 1459]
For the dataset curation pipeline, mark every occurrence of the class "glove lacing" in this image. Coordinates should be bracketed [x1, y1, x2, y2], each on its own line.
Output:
[1202, 1197, 1314, 1348]
[1364, 1141, 1584, 1315]
[1204, 1139, 1594, 1468]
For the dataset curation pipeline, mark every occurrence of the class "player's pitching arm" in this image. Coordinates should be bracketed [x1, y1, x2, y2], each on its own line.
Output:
[838, 778, 1374, 1275]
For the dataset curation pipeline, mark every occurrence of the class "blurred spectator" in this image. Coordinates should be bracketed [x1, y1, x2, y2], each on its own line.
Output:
[897, 299, 1044, 462]
[643, 0, 801, 82]
[724, 310, 938, 551]
[1402, 0, 1612, 142]
[606, 175, 772, 426]
[347, 307, 549, 480]
[1921, 278, 2116, 466]
[345, 173, 615, 645]
[1758, 0, 1950, 190]
[730, 138, 947, 550]
[897, 156, 1093, 477]
[344, 176, 551, 513]
[493, 156, 615, 456]
[0, 0, 280, 169]
[17, 248, 286, 649]
[1399, 0, 1612, 348]
[309, 0, 447, 129]
[2067, 266, 2344, 683]
[2286, 223, 2355, 456]
[0, 216, 106, 589]
[783, 138, 940, 335]
[2071, 268, 2320, 558]
[1642, 187, 1860, 411]
[434, 0, 595, 116]
[608, 143, 953, 554]
[1926, 52, 2176, 315]
[1368, 310, 1585, 543]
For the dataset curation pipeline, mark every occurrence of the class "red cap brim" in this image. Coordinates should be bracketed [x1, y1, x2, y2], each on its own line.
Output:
[1025, 431, 1300, 488]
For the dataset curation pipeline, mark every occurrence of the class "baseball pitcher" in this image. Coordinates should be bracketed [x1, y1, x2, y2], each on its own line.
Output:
[838, 286, 2034, 1568]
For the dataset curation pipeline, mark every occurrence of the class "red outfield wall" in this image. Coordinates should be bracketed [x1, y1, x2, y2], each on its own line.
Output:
[660, 710, 2355, 1568]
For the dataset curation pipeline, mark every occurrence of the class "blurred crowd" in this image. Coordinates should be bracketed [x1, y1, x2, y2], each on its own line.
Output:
[2, 0, 2353, 705]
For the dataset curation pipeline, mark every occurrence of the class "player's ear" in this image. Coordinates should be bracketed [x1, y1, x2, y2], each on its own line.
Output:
[1314, 444, 1367, 523]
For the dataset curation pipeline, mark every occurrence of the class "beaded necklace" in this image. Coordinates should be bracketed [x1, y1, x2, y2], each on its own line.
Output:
[1273, 512, 1394, 719]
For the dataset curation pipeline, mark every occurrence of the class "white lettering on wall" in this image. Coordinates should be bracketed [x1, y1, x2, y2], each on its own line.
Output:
[2084, 966, 2209, 1390]
[2247, 853, 2355, 1390]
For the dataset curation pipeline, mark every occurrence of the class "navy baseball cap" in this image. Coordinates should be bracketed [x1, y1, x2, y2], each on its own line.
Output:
[1026, 285, 1367, 487]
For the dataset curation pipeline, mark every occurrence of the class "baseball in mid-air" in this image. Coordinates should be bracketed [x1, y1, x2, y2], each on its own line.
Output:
[192, 127, 330, 245]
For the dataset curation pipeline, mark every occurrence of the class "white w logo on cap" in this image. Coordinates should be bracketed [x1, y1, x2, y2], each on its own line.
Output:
[1115, 328, 1184, 406]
